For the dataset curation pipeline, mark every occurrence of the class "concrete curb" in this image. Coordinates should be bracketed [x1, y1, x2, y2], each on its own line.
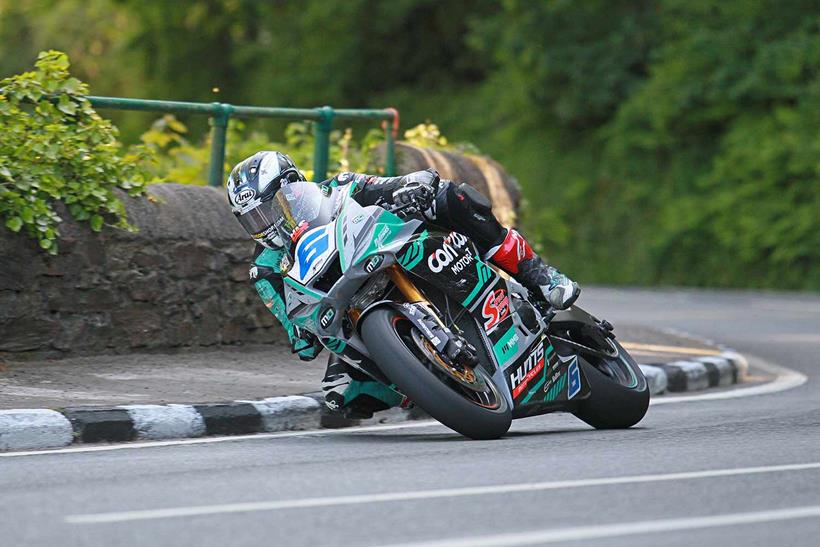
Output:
[0, 353, 748, 452]
[0, 409, 74, 451]
[639, 351, 748, 396]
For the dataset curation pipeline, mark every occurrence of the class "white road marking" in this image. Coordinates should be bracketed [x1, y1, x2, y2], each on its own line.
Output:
[0, 355, 806, 458]
[64, 461, 820, 524]
[385, 505, 820, 547]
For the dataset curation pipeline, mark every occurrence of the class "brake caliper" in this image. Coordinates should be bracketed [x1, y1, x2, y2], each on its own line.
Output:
[400, 302, 477, 370]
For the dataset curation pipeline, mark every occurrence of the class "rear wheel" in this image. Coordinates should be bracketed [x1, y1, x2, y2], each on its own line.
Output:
[572, 340, 649, 429]
[361, 308, 511, 440]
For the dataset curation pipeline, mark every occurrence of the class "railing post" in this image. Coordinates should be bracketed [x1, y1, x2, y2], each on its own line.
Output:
[208, 102, 233, 187]
[384, 108, 399, 177]
[313, 106, 334, 181]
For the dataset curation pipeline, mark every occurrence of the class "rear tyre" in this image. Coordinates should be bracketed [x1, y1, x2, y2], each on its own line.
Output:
[573, 341, 649, 429]
[361, 308, 511, 440]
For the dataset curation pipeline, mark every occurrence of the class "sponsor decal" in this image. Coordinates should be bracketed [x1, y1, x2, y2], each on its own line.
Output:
[249, 266, 259, 280]
[568, 358, 582, 399]
[320, 184, 332, 197]
[280, 254, 292, 274]
[375, 225, 392, 247]
[252, 224, 277, 241]
[401, 304, 442, 346]
[352, 214, 365, 224]
[539, 353, 579, 402]
[544, 372, 567, 402]
[417, 319, 437, 344]
[449, 252, 474, 275]
[427, 232, 469, 273]
[235, 187, 255, 205]
[364, 254, 384, 273]
[337, 172, 350, 182]
[514, 232, 527, 260]
[320, 307, 335, 329]
[482, 289, 510, 332]
[493, 326, 520, 364]
[509, 343, 546, 398]
[543, 369, 562, 393]
[296, 228, 329, 274]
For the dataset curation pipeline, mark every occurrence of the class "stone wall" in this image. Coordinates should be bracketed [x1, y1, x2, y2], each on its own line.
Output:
[0, 184, 283, 358]
[0, 149, 521, 359]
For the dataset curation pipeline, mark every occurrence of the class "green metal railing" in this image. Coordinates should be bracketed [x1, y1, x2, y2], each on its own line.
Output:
[86, 96, 399, 186]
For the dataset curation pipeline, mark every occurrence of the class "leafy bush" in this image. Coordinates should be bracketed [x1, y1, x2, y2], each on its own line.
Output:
[403, 122, 481, 155]
[461, 1, 820, 290]
[0, 50, 155, 253]
[139, 115, 386, 184]
[138, 118, 468, 184]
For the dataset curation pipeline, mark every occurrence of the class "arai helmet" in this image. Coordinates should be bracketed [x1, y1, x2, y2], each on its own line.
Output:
[226, 151, 306, 248]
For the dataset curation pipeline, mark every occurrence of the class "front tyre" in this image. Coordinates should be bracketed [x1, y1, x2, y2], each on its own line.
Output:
[573, 340, 649, 429]
[361, 308, 511, 440]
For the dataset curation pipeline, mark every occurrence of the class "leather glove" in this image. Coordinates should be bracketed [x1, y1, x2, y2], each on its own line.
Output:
[392, 169, 439, 212]
[291, 326, 321, 361]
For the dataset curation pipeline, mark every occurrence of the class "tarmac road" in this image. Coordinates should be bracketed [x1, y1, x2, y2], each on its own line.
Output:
[2, 288, 819, 547]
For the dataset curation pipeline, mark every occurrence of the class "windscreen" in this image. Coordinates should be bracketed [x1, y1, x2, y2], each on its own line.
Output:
[270, 182, 337, 249]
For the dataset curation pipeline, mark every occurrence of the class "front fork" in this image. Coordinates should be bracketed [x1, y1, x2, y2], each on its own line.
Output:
[387, 265, 427, 304]
[385, 266, 478, 368]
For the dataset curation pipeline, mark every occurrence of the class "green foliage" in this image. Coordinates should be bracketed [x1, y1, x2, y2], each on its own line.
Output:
[403, 122, 481, 155]
[139, 116, 385, 184]
[470, 0, 658, 128]
[578, 1, 820, 288]
[453, 0, 820, 289]
[2, 2, 818, 288]
[0, 50, 154, 253]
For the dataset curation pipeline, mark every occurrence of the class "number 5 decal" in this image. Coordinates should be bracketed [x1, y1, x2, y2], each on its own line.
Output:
[296, 228, 329, 274]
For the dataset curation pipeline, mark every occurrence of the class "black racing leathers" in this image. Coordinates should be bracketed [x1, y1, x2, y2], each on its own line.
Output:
[331, 169, 508, 252]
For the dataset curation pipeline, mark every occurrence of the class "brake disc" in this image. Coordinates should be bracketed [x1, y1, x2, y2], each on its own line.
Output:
[409, 328, 489, 392]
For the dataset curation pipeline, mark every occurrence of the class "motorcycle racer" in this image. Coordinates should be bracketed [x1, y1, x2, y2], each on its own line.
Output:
[227, 151, 580, 418]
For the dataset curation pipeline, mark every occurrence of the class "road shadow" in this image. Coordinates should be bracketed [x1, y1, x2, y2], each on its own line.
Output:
[342, 426, 604, 444]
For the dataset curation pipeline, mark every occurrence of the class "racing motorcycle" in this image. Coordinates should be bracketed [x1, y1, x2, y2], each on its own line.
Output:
[271, 181, 649, 440]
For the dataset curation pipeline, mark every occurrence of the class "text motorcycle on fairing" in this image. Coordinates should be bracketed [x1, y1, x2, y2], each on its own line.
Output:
[229, 152, 649, 439]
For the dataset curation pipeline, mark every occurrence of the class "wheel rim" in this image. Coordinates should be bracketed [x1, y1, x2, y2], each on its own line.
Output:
[392, 317, 505, 411]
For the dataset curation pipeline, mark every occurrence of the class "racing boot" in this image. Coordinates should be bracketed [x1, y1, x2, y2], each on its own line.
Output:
[321, 356, 405, 419]
[487, 229, 580, 310]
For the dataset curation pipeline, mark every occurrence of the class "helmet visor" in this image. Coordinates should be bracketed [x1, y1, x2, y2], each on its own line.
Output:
[236, 199, 283, 245]
[236, 182, 332, 249]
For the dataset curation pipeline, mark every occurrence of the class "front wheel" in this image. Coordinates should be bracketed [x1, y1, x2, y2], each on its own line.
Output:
[361, 308, 511, 440]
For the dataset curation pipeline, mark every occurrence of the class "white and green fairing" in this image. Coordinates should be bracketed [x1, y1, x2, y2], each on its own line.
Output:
[268, 182, 422, 360]
[252, 180, 582, 415]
